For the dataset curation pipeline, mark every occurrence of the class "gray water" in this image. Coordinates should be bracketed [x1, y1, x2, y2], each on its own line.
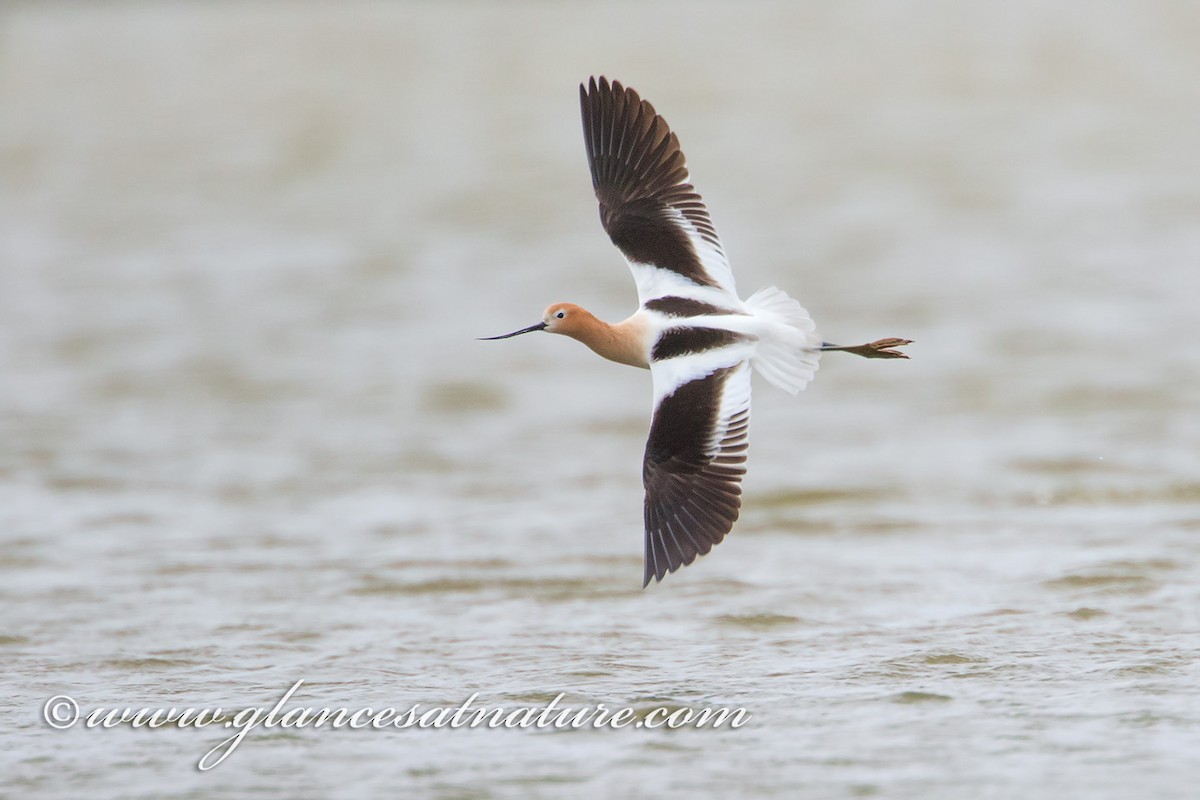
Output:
[3, 2, 1200, 797]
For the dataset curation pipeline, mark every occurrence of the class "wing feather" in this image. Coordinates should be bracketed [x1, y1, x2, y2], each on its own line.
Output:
[580, 76, 739, 304]
[641, 361, 752, 585]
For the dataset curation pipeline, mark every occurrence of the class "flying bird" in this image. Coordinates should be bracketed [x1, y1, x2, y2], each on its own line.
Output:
[482, 76, 910, 586]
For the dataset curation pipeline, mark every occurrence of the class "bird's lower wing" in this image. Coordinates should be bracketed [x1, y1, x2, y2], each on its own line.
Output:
[642, 360, 752, 586]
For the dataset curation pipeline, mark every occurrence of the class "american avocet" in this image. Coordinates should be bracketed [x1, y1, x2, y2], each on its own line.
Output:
[483, 76, 911, 586]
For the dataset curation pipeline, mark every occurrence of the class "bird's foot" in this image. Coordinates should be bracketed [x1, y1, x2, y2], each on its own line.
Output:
[821, 338, 913, 359]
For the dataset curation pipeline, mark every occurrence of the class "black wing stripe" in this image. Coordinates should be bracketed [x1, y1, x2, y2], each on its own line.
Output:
[651, 326, 753, 363]
[643, 296, 745, 317]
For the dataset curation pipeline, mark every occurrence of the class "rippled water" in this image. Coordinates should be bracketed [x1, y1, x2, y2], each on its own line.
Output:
[4, 2, 1200, 797]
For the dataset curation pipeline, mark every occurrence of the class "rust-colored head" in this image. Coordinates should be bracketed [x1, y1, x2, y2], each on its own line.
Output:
[541, 303, 597, 336]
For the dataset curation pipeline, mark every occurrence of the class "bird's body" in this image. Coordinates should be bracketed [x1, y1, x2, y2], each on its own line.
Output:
[483, 77, 910, 586]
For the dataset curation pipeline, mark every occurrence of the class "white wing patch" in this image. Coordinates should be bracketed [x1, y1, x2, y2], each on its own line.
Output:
[628, 260, 744, 311]
[649, 336, 755, 412]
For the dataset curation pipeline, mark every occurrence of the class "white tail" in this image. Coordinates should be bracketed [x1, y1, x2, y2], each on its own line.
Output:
[745, 286, 822, 395]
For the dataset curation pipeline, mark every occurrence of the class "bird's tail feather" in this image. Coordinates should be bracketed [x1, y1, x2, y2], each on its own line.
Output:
[745, 286, 822, 395]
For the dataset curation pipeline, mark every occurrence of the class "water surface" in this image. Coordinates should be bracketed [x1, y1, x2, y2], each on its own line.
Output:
[3, 2, 1199, 797]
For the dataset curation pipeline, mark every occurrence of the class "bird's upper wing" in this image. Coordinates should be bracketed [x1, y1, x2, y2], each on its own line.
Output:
[642, 351, 754, 586]
[580, 76, 740, 306]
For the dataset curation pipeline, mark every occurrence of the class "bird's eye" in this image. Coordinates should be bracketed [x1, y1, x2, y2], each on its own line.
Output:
[555, 311, 566, 319]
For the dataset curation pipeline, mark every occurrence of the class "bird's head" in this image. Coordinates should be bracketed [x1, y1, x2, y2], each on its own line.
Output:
[478, 303, 591, 340]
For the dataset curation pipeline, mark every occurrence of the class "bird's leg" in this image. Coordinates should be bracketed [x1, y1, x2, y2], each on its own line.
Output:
[820, 338, 912, 359]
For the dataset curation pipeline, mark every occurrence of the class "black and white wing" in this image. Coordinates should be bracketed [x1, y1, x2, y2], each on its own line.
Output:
[642, 360, 753, 586]
[580, 76, 741, 308]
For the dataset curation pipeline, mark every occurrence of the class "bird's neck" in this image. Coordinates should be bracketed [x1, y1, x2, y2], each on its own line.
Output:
[571, 314, 651, 369]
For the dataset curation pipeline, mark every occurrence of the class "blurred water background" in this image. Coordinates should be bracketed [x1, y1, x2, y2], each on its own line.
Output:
[3, 1, 1200, 797]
